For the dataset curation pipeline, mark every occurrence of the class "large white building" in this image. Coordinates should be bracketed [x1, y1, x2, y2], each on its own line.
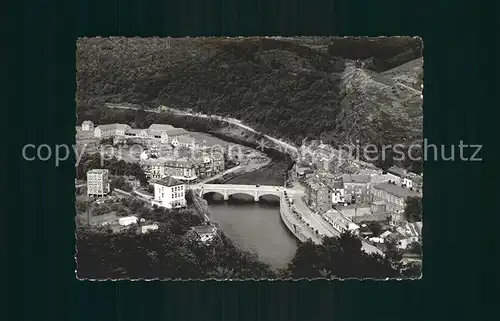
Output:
[94, 124, 131, 138]
[151, 176, 187, 209]
[87, 169, 110, 197]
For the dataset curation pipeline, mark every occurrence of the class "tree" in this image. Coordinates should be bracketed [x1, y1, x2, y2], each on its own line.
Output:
[368, 222, 383, 237]
[404, 196, 422, 222]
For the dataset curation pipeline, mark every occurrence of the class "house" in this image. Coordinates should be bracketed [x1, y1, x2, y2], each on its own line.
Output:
[94, 123, 131, 138]
[371, 182, 421, 214]
[330, 179, 345, 205]
[141, 223, 159, 234]
[81, 120, 94, 131]
[323, 210, 359, 234]
[190, 225, 218, 243]
[171, 135, 195, 148]
[317, 172, 337, 185]
[151, 176, 187, 209]
[87, 169, 110, 197]
[306, 179, 332, 213]
[118, 216, 138, 226]
[341, 174, 371, 203]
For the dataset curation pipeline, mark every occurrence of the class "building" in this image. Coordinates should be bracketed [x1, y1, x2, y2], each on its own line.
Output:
[330, 179, 345, 205]
[141, 223, 159, 234]
[171, 135, 195, 148]
[210, 152, 225, 173]
[371, 182, 422, 214]
[81, 120, 94, 131]
[118, 216, 138, 226]
[94, 123, 131, 138]
[190, 225, 218, 243]
[142, 158, 198, 182]
[86, 169, 110, 197]
[341, 174, 371, 203]
[151, 176, 187, 209]
[323, 210, 360, 234]
[306, 179, 332, 213]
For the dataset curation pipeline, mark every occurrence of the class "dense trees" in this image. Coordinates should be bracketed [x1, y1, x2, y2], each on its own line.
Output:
[76, 225, 275, 280]
[76, 37, 422, 161]
[404, 196, 423, 222]
[282, 232, 414, 279]
[76, 153, 148, 186]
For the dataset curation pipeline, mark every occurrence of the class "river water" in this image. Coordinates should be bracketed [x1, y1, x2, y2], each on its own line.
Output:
[205, 159, 298, 270]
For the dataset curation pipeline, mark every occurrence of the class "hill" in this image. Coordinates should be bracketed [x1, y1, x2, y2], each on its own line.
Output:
[382, 57, 424, 91]
[76, 37, 423, 162]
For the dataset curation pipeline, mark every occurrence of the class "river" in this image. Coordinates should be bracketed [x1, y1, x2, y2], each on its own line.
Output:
[204, 158, 298, 270]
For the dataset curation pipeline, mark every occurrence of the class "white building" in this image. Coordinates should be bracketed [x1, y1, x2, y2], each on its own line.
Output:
[94, 123, 131, 138]
[87, 169, 110, 197]
[323, 210, 360, 234]
[151, 176, 187, 209]
[141, 223, 159, 234]
[118, 216, 138, 226]
[81, 120, 94, 131]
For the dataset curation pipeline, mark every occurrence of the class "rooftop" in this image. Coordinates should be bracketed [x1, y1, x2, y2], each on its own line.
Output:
[96, 123, 130, 130]
[324, 210, 359, 230]
[87, 169, 109, 174]
[82, 120, 93, 125]
[341, 174, 371, 184]
[372, 200, 387, 206]
[149, 124, 175, 132]
[373, 183, 421, 198]
[153, 176, 183, 187]
[387, 165, 407, 177]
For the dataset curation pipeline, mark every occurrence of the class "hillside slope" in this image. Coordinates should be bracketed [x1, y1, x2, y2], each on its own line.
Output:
[76, 37, 423, 149]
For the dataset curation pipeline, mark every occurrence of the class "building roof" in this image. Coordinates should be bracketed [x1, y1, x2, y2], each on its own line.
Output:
[87, 169, 109, 174]
[373, 183, 421, 198]
[82, 120, 93, 125]
[342, 174, 371, 184]
[149, 124, 175, 132]
[96, 123, 130, 131]
[372, 200, 387, 206]
[324, 210, 359, 230]
[331, 180, 344, 189]
[165, 128, 189, 136]
[125, 128, 143, 135]
[388, 165, 407, 178]
[379, 230, 392, 239]
[154, 176, 183, 187]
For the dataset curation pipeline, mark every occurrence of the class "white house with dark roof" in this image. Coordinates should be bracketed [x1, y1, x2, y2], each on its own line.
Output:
[151, 176, 186, 209]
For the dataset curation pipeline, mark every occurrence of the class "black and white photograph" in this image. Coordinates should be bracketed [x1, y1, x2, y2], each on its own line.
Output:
[75, 36, 423, 280]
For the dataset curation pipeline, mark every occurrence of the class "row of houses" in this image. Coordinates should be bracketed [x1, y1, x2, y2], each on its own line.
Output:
[305, 172, 422, 222]
[82, 121, 192, 146]
[141, 152, 225, 182]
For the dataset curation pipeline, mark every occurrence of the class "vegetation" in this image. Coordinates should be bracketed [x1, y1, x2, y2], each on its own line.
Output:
[110, 176, 133, 192]
[76, 204, 275, 279]
[327, 37, 422, 72]
[76, 153, 148, 186]
[76, 37, 423, 174]
[281, 231, 420, 279]
[404, 196, 423, 222]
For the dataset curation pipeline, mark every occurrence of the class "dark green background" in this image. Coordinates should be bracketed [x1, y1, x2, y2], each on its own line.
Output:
[5, 0, 495, 320]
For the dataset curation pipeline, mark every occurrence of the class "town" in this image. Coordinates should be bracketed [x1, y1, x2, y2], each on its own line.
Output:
[76, 115, 423, 275]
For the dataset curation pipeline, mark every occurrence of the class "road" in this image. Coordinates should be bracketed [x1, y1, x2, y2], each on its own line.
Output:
[106, 104, 299, 156]
[290, 181, 382, 255]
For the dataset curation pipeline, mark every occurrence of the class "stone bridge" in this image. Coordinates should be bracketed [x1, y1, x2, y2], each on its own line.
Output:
[193, 184, 283, 201]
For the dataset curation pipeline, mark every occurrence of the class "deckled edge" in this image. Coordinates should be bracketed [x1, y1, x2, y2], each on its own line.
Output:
[74, 35, 424, 282]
